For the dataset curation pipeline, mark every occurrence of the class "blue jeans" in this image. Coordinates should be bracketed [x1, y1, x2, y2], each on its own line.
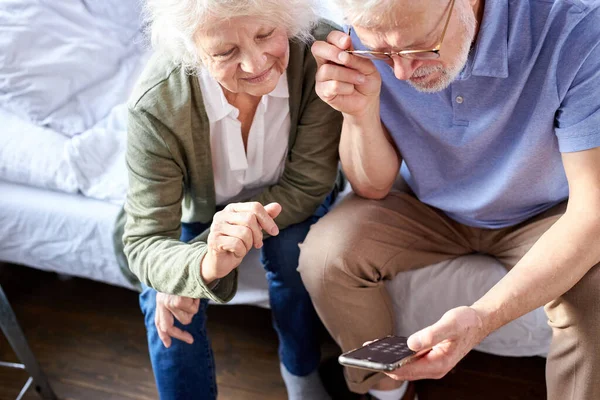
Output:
[139, 199, 331, 400]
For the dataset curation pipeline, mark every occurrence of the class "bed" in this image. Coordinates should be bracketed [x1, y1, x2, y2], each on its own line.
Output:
[0, 0, 551, 362]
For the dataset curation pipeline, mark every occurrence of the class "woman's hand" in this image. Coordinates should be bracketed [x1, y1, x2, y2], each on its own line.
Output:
[311, 30, 382, 118]
[200, 202, 282, 284]
[155, 292, 200, 348]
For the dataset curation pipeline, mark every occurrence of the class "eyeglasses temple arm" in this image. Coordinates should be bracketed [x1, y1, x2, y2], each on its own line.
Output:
[437, 0, 456, 50]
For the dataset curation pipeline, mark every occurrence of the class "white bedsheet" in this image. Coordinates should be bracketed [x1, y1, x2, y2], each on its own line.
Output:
[0, 103, 132, 204]
[0, 180, 133, 288]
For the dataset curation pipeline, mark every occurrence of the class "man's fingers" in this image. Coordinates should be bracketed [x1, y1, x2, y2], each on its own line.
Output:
[311, 40, 346, 68]
[316, 63, 366, 86]
[408, 311, 458, 351]
[311, 31, 351, 67]
[312, 39, 378, 76]
[327, 30, 352, 50]
[318, 80, 356, 101]
[385, 347, 452, 381]
[336, 51, 379, 76]
[166, 326, 194, 345]
[225, 202, 279, 236]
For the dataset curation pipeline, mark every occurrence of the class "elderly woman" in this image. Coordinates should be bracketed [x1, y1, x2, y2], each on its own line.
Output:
[122, 0, 342, 399]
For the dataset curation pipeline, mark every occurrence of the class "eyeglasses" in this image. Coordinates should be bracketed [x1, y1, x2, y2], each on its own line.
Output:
[345, 0, 456, 61]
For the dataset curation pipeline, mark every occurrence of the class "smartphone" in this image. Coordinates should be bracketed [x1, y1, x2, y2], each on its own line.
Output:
[338, 335, 429, 372]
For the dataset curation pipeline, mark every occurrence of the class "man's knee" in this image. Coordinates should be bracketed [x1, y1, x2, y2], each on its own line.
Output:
[298, 199, 368, 294]
[546, 263, 600, 333]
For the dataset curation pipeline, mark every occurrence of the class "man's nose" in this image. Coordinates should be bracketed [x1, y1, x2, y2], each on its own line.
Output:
[389, 56, 422, 80]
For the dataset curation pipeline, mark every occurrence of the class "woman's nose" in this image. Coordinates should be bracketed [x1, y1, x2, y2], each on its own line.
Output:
[390, 56, 421, 80]
[240, 50, 268, 74]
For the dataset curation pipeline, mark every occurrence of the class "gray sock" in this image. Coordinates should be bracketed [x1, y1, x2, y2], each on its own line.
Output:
[280, 363, 331, 400]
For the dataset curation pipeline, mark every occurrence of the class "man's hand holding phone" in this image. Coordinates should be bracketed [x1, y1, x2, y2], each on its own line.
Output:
[384, 306, 488, 381]
[311, 30, 382, 118]
[340, 306, 489, 381]
[339, 335, 431, 373]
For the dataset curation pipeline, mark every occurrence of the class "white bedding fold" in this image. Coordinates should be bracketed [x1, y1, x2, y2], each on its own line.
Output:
[0, 0, 145, 136]
[0, 103, 131, 204]
[0, 108, 78, 193]
[66, 104, 129, 204]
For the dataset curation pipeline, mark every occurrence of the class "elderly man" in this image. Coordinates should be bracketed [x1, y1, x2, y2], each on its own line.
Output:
[300, 0, 600, 399]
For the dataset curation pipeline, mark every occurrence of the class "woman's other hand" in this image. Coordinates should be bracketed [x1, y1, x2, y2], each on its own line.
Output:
[155, 292, 200, 348]
[200, 202, 282, 283]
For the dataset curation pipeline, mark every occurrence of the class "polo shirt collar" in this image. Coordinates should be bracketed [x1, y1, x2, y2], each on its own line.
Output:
[469, 0, 509, 78]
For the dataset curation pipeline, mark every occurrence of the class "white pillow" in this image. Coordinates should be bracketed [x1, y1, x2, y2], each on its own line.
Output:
[0, 0, 145, 136]
[66, 104, 130, 204]
[0, 108, 78, 193]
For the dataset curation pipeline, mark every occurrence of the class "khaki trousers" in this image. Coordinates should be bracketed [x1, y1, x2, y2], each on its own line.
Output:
[298, 192, 600, 399]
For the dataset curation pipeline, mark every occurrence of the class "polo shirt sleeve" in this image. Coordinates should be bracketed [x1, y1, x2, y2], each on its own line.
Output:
[554, 7, 600, 153]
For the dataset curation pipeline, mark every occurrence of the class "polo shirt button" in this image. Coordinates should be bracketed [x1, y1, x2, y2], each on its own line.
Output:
[456, 96, 464, 104]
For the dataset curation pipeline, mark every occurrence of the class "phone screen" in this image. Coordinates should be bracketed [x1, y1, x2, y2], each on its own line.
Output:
[343, 336, 416, 365]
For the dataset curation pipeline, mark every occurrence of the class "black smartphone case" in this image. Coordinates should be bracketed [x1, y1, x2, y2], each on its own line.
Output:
[338, 335, 420, 372]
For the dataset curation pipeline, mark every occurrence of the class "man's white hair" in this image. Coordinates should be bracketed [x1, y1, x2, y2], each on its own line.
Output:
[144, 0, 320, 70]
[333, 0, 449, 28]
[333, 0, 392, 27]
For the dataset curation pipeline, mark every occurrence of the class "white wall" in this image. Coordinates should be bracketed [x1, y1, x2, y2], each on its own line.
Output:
[317, 0, 344, 26]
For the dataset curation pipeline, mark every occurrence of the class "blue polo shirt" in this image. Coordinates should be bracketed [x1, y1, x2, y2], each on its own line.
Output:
[351, 0, 600, 228]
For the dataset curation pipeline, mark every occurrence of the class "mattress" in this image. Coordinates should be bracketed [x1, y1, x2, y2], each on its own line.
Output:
[0, 180, 271, 305]
[0, 180, 133, 289]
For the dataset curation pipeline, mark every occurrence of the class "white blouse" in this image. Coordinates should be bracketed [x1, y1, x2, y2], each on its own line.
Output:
[198, 68, 291, 206]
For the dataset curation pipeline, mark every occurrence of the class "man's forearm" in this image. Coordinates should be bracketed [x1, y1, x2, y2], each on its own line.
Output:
[472, 209, 600, 334]
[339, 110, 400, 199]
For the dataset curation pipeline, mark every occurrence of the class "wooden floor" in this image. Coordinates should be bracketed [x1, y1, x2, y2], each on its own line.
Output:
[0, 262, 547, 400]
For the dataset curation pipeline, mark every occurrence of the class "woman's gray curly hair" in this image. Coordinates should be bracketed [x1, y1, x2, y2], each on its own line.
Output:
[143, 0, 320, 70]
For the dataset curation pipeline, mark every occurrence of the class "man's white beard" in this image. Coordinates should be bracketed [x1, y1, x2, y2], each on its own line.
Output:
[408, 7, 477, 93]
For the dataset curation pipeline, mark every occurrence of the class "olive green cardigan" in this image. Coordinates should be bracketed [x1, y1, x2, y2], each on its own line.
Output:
[120, 22, 342, 303]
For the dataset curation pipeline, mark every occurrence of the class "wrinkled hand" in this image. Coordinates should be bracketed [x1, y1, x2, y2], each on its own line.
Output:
[200, 202, 282, 284]
[155, 292, 200, 348]
[311, 30, 382, 117]
[386, 306, 489, 381]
